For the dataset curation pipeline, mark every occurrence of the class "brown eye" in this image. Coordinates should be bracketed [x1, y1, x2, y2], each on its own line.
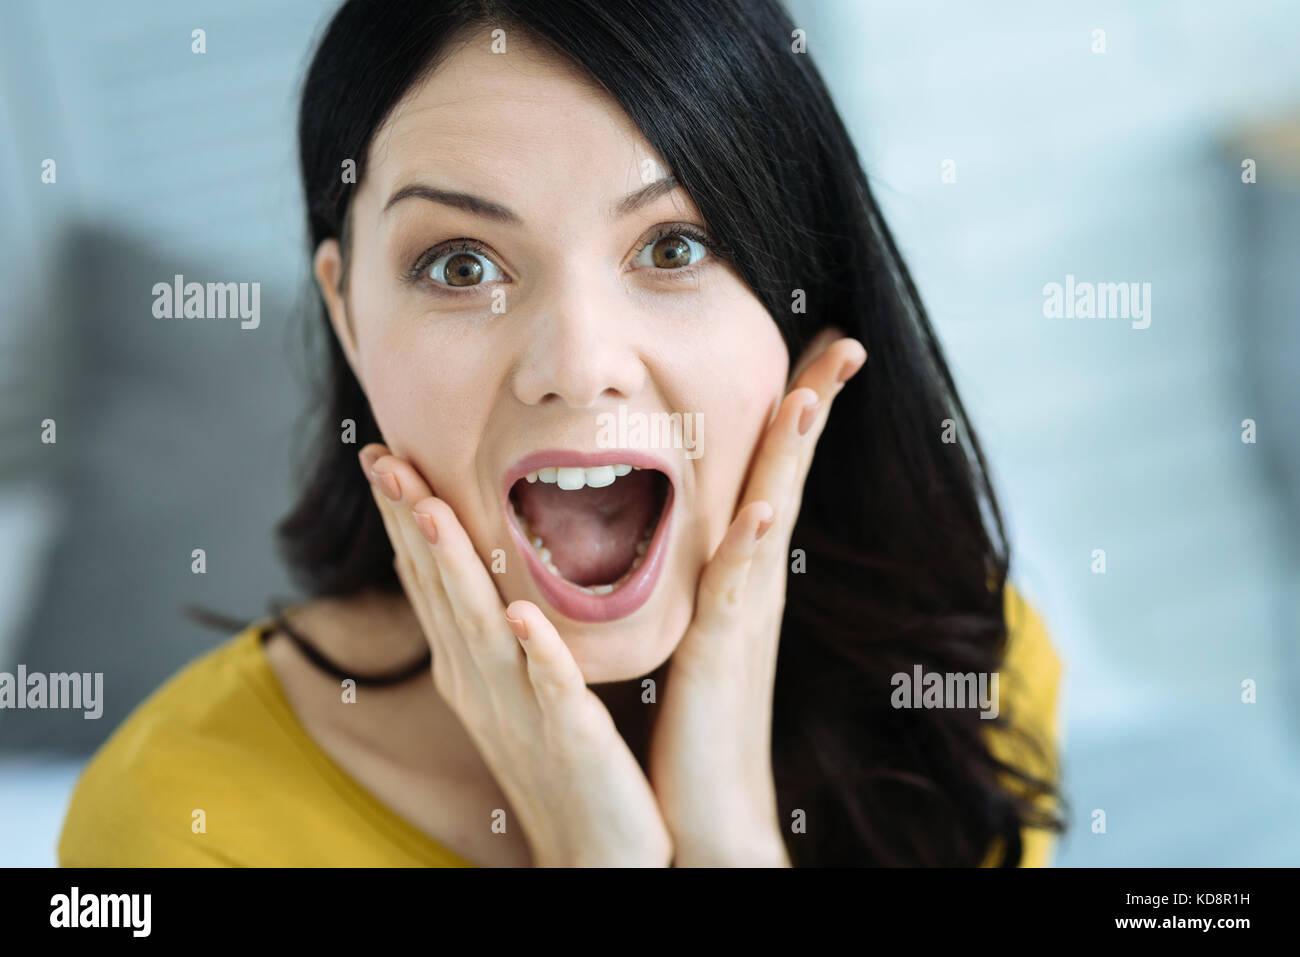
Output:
[443, 253, 484, 286]
[651, 235, 692, 268]
[633, 230, 712, 272]
[417, 244, 504, 290]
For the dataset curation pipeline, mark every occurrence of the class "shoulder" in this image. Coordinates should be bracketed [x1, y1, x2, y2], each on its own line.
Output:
[58, 624, 275, 866]
[985, 584, 1065, 867]
[58, 616, 473, 868]
[999, 584, 1063, 725]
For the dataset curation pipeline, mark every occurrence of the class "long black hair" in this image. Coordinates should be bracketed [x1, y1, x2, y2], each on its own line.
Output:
[282, 0, 1065, 866]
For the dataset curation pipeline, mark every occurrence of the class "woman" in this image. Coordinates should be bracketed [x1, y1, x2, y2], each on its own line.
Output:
[59, 0, 1065, 867]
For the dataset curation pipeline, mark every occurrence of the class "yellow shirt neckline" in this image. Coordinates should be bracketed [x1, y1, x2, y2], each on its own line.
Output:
[236, 619, 476, 867]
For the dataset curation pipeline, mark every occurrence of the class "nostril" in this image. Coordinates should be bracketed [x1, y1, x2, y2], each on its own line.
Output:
[536, 387, 625, 408]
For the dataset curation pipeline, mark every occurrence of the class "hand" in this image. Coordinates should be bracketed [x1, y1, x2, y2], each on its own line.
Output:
[646, 330, 867, 866]
[358, 446, 673, 867]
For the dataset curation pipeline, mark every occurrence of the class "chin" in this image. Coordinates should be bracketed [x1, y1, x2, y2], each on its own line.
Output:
[561, 599, 694, 684]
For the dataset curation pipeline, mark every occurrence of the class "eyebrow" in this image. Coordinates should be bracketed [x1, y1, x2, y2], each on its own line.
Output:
[381, 175, 680, 223]
[613, 175, 679, 217]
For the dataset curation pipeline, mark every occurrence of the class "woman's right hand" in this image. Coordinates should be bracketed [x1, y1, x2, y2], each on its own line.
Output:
[358, 444, 673, 868]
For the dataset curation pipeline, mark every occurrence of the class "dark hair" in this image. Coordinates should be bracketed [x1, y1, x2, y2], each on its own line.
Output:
[282, 0, 1065, 866]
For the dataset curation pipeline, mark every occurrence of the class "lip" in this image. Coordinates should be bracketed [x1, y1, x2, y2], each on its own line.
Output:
[500, 448, 677, 624]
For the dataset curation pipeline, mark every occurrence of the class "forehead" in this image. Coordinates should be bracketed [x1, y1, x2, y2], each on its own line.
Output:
[362, 33, 669, 218]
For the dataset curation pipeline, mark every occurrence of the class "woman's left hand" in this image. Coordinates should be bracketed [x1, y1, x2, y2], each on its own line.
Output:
[646, 330, 867, 866]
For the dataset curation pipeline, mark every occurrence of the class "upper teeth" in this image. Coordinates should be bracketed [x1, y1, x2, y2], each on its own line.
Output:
[525, 464, 640, 489]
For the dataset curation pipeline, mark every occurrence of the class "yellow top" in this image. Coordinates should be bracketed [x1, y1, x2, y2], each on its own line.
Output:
[58, 586, 1062, 867]
[980, 585, 1065, 867]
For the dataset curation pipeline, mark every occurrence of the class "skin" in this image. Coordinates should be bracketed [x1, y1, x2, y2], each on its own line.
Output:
[273, 33, 866, 866]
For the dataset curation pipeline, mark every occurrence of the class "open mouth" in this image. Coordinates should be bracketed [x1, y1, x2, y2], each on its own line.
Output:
[502, 453, 675, 623]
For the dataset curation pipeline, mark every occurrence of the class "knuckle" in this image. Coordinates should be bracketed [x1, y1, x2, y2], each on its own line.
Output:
[412, 561, 437, 592]
[701, 569, 745, 613]
[552, 699, 603, 748]
[458, 611, 507, 652]
[699, 569, 728, 602]
[528, 658, 577, 703]
[451, 610, 485, 640]
[531, 669, 571, 701]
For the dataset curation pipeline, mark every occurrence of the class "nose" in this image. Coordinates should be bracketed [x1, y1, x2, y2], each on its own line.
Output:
[509, 268, 646, 408]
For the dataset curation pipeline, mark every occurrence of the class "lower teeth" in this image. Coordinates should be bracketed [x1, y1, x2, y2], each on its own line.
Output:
[514, 508, 656, 594]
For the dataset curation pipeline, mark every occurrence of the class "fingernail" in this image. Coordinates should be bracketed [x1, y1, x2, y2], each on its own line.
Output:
[797, 397, 820, 436]
[837, 351, 865, 383]
[357, 448, 376, 481]
[504, 613, 526, 640]
[413, 509, 439, 545]
[756, 516, 774, 540]
[375, 468, 401, 501]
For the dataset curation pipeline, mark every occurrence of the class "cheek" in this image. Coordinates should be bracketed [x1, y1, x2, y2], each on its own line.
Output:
[352, 294, 487, 500]
[358, 331, 438, 457]
[686, 299, 789, 546]
[710, 352, 785, 509]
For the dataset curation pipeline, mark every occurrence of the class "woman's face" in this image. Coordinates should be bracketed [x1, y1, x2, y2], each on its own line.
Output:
[318, 35, 789, 682]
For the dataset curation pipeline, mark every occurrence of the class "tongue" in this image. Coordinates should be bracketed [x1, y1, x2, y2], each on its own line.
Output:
[513, 471, 659, 586]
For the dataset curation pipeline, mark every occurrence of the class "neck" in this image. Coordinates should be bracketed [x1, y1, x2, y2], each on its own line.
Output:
[589, 658, 670, 772]
[352, 588, 661, 766]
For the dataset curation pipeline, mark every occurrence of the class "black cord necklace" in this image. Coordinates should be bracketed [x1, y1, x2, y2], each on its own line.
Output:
[262, 600, 432, 687]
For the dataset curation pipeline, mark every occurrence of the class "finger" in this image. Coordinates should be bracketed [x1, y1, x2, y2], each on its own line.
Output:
[739, 387, 818, 525]
[369, 454, 447, 597]
[370, 455, 524, 678]
[409, 496, 524, 676]
[370, 455, 452, 584]
[786, 336, 867, 467]
[367, 479, 468, 691]
[369, 455, 450, 577]
[369, 450, 429, 505]
[374, 466, 540, 725]
[742, 338, 867, 530]
[357, 442, 390, 481]
[692, 500, 775, 640]
[371, 486, 467, 657]
[390, 545, 463, 694]
[505, 600, 587, 717]
[786, 326, 844, 391]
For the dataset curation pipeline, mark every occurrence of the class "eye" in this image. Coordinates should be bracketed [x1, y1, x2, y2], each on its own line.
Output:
[412, 241, 506, 289]
[631, 226, 716, 271]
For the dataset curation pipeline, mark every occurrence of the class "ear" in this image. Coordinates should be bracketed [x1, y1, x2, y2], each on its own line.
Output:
[313, 238, 361, 377]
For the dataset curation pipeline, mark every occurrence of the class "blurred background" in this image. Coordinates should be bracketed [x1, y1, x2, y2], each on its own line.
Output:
[1, 0, 1297, 866]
